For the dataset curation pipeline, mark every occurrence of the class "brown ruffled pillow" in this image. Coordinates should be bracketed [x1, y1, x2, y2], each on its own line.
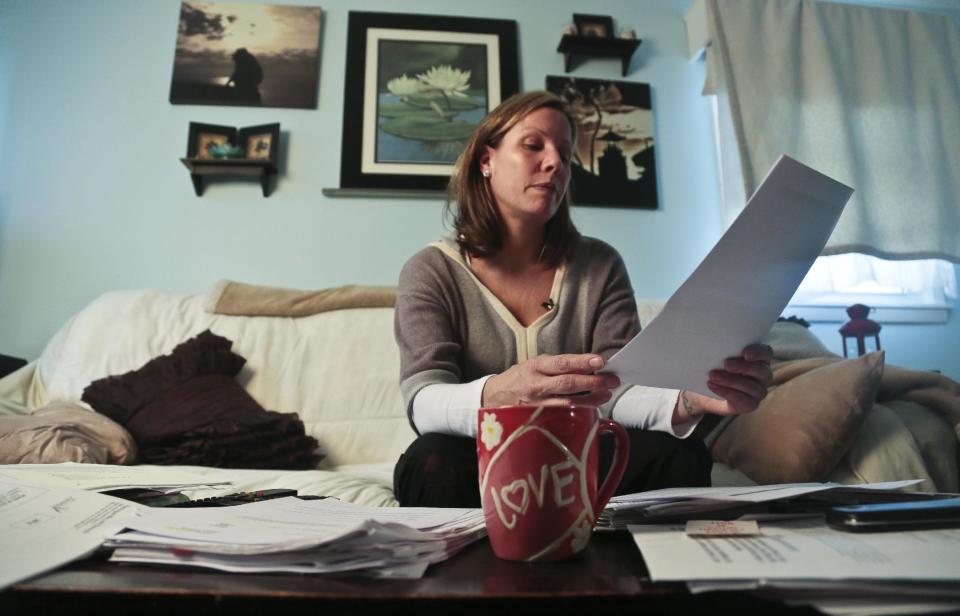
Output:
[81, 330, 321, 469]
[711, 351, 884, 484]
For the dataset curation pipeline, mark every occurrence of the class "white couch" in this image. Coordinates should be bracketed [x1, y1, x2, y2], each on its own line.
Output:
[2, 286, 957, 505]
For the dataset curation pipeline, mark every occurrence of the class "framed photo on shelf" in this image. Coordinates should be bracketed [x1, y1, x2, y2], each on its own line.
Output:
[339, 11, 519, 192]
[573, 14, 614, 38]
[187, 122, 237, 159]
[545, 76, 658, 209]
[238, 123, 280, 162]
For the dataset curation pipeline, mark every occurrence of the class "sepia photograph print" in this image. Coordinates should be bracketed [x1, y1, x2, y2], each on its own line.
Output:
[169, 2, 322, 109]
[546, 76, 658, 209]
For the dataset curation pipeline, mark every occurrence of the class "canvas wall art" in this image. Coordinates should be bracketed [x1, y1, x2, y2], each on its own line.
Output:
[546, 76, 658, 209]
[339, 12, 518, 192]
[169, 2, 322, 109]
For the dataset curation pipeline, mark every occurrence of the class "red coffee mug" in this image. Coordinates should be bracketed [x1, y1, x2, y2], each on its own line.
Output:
[477, 405, 629, 562]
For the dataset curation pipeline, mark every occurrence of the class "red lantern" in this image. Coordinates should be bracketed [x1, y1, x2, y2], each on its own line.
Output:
[839, 303, 881, 357]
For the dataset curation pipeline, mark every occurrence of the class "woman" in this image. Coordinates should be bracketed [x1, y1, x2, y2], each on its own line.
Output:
[393, 91, 772, 507]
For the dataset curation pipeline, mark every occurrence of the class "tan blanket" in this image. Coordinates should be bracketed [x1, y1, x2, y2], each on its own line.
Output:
[205, 280, 396, 317]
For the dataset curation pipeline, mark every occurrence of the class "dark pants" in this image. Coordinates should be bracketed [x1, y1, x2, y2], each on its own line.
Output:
[393, 429, 712, 508]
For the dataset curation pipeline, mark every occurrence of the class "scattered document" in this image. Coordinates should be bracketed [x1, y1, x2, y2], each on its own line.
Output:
[106, 497, 485, 578]
[0, 478, 140, 590]
[629, 516, 960, 582]
[599, 480, 922, 528]
[0, 463, 232, 492]
[607, 155, 854, 396]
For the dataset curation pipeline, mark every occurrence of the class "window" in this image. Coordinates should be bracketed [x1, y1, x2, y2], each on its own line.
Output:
[706, 98, 956, 324]
[787, 253, 956, 323]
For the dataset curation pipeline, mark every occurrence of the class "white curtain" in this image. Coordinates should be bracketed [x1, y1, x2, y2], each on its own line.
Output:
[704, 0, 960, 264]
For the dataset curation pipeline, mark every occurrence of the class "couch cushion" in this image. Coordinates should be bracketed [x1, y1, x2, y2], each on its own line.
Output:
[32, 289, 414, 467]
[711, 351, 884, 484]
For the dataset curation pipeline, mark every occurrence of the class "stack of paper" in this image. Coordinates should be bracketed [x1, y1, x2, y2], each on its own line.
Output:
[599, 481, 923, 528]
[106, 497, 485, 578]
[631, 517, 960, 615]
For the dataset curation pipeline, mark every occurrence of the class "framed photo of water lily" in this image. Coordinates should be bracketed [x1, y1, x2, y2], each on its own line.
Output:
[339, 11, 519, 192]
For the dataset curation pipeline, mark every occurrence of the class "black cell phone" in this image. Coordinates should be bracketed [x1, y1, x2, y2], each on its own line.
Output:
[826, 496, 960, 532]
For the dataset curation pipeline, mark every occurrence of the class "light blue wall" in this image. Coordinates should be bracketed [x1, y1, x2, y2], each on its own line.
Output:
[0, 0, 957, 381]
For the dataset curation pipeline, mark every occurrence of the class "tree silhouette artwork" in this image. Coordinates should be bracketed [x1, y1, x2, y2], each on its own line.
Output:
[547, 76, 658, 209]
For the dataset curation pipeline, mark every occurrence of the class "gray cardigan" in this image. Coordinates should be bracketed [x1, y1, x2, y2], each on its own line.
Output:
[394, 236, 641, 427]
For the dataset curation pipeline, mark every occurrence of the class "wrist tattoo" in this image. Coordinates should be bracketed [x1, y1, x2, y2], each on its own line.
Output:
[681, 390, 700, 419]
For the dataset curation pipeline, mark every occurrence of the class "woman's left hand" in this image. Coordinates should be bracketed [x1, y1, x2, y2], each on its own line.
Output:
[676, 343, 774, 420]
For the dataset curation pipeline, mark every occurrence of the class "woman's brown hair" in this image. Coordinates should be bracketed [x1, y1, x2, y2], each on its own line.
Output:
[446, 90, 580, 267]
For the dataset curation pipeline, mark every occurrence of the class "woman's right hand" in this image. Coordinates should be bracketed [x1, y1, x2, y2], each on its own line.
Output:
[481, 354, 621, 408]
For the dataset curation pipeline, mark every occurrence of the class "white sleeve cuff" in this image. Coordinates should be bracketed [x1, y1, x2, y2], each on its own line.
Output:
[411, 376, 492, 438]
[611, 387, 701, 438]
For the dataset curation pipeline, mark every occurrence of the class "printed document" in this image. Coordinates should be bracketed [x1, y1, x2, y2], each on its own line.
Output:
[630, 517, 960, 582]
[606, 155, 854, 396]
[0, 478, 139, 589]
[0, 462, 231, 492]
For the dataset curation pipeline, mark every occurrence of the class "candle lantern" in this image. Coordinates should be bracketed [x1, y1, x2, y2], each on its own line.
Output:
[839, 303, 881, 357]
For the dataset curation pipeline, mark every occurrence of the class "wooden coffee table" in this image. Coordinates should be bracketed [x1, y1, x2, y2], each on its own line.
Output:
[5, 532, 814, 614]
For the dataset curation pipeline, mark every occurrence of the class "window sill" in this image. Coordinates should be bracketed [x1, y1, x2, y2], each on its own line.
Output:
[785, 303, 952, 324]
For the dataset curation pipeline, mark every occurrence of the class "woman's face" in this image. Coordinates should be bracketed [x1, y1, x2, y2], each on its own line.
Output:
[480, 107, 573, 229]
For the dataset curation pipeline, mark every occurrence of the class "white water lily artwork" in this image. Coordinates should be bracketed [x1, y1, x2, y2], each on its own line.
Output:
[376, 42, 489, 165]
[341, 13, 517, 191]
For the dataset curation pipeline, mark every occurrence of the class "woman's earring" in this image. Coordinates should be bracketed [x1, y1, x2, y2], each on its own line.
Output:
[481, 169, 490, 178]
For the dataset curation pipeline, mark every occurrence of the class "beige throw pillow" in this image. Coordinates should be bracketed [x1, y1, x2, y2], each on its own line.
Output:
[0, 400, 137, 464]
[711, 351, 884, 484]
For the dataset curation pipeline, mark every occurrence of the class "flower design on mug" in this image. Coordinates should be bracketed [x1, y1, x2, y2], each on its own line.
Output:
[570, 519, 592, 553]
[480, 412, 503, 450]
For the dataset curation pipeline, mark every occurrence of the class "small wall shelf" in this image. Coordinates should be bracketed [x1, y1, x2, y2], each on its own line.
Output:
[556, 34, 642, 76]
[180, 158, 278, 197]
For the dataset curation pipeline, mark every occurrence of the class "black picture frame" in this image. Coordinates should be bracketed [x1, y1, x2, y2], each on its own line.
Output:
[573, 14, 615, 39]
[187, 122, 237, 159]
[339, 11, 519, 192]
[237, 123, 280, 162]
[545, 76, 658, 209]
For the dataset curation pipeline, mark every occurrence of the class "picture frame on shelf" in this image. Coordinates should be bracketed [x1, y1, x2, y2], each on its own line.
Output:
[338, 11, 519, 193]
[573, 14, 614, 39]
[187, 122, 237, 159]
[238, 123, 280, 162]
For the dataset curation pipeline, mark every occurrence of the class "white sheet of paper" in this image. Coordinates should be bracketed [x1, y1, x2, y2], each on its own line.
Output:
[606, 480, 922, 508]
[630, 517, 960, 582]
[606, 155, 853, 396]
[0, 478, 140, 590]
[106, 498, 485, 578]
[117, 497, 483, 552]
[0, 463, 232, 492]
